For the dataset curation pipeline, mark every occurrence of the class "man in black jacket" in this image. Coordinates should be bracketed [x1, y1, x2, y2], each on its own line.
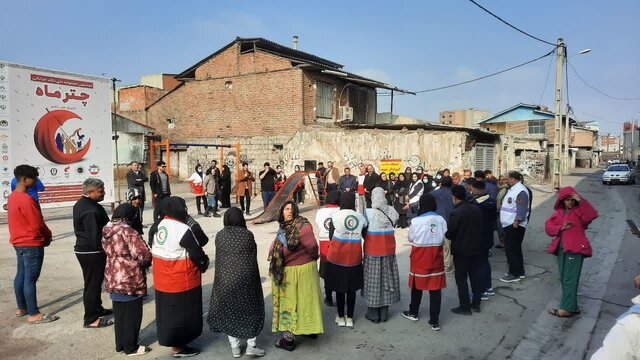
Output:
[445, 185, 484, 315]
[126, 161, 148, 219]
[469, 181, 497, 300]
[363, 164, 381, 208]
[73, 178, 112, 328]
[149, 161, 171, 200]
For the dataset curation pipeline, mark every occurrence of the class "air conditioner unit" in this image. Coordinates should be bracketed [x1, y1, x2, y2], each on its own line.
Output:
[338, 106, 353, 121]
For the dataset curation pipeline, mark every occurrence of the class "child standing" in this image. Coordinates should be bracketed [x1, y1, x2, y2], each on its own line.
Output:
[402, 193, 447, 331]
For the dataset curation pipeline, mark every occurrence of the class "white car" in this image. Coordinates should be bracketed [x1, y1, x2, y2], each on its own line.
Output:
[602, 164, 635, 185]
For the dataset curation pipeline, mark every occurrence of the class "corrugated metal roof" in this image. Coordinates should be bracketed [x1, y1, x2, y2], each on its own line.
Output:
[176, 37, 343, 79]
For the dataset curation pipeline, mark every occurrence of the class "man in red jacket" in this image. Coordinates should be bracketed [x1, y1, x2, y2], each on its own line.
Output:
[8, 165, 58, 324]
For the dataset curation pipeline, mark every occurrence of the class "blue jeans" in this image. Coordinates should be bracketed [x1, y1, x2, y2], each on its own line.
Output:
[207, 194, 217, 207]
[261, 191, 275, 209]
[14, 246, 44, 315]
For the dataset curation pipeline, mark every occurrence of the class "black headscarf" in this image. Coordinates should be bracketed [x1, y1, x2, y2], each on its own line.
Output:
[340, 192, 356, 210]
[112, 203, 136, 223]
[326, 190, 340, 206]
[418, 193, 437, 215]
[224, 207, 246, 228]
[163, 196, 188, 222]
[195, 164, 203, 179]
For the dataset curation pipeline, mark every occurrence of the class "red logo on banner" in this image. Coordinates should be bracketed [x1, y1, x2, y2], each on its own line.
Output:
[33, 110, 91, 164]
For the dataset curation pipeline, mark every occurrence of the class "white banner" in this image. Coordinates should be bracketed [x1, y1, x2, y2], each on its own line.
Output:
[0, 62, 114, 211]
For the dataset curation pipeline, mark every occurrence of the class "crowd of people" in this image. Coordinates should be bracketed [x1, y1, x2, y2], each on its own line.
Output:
[7, 158, 616, 358]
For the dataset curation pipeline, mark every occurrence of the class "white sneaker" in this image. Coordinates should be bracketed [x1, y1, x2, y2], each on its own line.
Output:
[246, 345, 265, 357]
[335, 315, 346, 327]
[231, 347, 241, 358]
[345, 317, 354, 327]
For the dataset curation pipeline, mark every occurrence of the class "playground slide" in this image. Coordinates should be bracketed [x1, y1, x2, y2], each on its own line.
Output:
[249, 171, 313, 224]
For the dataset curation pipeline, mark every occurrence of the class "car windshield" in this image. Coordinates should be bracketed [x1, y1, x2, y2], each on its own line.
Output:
[607, 165, 629, 172]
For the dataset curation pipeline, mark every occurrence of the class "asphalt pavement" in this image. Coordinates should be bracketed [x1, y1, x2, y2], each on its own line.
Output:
[1, 168, 637, 360]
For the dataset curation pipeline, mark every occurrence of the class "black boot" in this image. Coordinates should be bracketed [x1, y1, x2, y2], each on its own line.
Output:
[203, 207, 211, 217]
[380, 306, 389, 322]
[365, 307, 381, 323]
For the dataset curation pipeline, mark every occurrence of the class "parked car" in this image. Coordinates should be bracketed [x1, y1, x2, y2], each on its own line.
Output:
[602, 164, 635, 185]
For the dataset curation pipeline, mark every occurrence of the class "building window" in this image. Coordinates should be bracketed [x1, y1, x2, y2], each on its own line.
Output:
[528, 120, 545, 134]
[316, 81, 333, 118]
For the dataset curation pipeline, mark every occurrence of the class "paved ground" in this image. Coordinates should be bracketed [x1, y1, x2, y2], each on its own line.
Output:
[1, 168, 638, 359]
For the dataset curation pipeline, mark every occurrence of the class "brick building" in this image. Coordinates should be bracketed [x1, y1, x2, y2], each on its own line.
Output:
[116, 74, 181, 125]
[439, 108, 490, 128]
[115, 37, 500, 196]
[480, 103, 597, 180]
[143, 37, 411, 142]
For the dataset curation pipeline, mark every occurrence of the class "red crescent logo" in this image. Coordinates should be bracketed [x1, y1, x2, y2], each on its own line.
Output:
[33, 110, 91, 164]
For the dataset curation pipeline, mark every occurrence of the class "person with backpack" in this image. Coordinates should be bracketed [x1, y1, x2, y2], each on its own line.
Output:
[499, 171, 532, 283]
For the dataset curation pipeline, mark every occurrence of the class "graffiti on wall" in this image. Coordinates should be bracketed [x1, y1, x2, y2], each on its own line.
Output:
[343, 153, 364, 169]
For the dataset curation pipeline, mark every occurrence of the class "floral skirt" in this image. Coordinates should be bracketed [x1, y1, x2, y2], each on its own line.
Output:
[271, 261, 324, 335]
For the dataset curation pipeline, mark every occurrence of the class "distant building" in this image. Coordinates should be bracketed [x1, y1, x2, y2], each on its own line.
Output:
[439, 108, 490, 128]
[479, 103, 597, 179]
[376, 112, 433, 125]
[622, 121, 639, 163]
[599, 134, 621, 153]
[115, 74, 181, 125]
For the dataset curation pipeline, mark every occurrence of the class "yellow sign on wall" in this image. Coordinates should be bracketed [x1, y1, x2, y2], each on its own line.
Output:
[380, 159, 402, 174]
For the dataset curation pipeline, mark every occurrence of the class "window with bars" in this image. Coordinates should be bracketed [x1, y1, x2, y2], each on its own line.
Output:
[316, 81, 334, 119]
[528, 120, 546, 134]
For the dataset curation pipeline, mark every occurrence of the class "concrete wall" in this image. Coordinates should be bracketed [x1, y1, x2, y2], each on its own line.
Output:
[280, 128, 482, 175]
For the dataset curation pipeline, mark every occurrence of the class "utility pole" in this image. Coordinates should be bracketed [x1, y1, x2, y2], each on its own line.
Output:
[111, 77, 122, 203]
[552, 38, 565, 190]
[563, 104, 571, 173]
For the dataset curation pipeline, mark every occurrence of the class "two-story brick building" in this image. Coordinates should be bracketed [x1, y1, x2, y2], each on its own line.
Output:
[479, 103, 597, 180]
[115, 37, 501, 190]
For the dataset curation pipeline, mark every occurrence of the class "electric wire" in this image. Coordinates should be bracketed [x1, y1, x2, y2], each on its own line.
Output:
[466, 0, 557, 46]
[538, 49, 555, 105]
[377, 49, 555, 96]
[568, 62, 640, 101]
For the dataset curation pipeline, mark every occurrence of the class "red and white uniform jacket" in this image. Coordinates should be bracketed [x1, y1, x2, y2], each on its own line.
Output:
[407, 211, 447, 291]
[363, 209, 396, 257]
[152, 217, 209, 293]
[327, 210, 368, 267]
[315, 205, 340, 262]
[357, 174, 366, 195]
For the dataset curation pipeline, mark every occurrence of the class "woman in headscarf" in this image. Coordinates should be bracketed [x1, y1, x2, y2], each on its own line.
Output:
[207, 207, 265, 358]
[103, 203, 152, 356]
[379, 172, 394, 205]
[314, 190, 341, 306]
[187, 164, 206, 215]
[152, 197, 209, 358]
[219, 164, 232, 208]
[325, 193, 368, 328]
[269, 200, 323, 352]
[363, 188, 400, 323]
[393, 173, 409, 228]
[402, 193, 447, 331]
[545, 186, 597, 318]
[406, 172, 424, 225]
[147, 197, 169, 248]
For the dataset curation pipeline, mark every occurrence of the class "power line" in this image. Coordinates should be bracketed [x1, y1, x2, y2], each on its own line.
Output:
[538, 49, 555, 105]
[377, 49, 555, 96]
[568, 62, 640, 101]
[466, 0, 557, 46]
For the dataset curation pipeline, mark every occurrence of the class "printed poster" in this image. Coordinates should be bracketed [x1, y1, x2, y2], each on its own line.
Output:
[0, 62, 114, 211]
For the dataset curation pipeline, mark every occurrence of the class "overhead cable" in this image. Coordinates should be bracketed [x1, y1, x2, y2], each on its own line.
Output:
[466, 0, 557, 46]
[568, 62, 640, 101]
[378, 49, 555, 96]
